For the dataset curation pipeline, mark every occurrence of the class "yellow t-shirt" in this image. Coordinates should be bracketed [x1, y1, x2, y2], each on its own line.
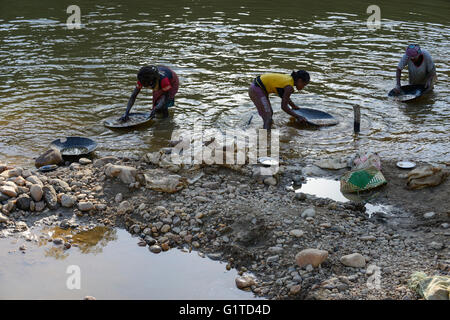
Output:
[258, 73, 294, 97]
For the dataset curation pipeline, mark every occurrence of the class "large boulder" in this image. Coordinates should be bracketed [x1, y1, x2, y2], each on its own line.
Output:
[295, 249, 328, 268]
[35, 149, 63, 168]
[104, 164, 136, 184]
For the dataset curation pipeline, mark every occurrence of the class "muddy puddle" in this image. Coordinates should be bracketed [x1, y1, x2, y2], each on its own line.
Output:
[0, 226, 260, 300]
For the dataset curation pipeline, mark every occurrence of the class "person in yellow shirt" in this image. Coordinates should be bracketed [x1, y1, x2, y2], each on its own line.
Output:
[249, 70, 310, 129]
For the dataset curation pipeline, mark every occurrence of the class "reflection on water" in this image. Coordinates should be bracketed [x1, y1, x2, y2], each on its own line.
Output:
[0, 227, 259, 300]
[0, 0, 449, 167]
[39, 226, 118, 259]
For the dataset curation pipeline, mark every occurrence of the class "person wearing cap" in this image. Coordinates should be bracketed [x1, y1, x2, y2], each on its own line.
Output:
[393, 44, 436, 94]
[249, 70, 310, 130]
[120, 65, 179, 121]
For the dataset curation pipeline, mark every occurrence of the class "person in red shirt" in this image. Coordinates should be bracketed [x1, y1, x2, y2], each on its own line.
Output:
[120, 65, 179, 121]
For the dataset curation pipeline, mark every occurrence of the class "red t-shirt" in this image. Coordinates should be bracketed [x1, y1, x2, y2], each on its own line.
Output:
[136, 78, 172, 91]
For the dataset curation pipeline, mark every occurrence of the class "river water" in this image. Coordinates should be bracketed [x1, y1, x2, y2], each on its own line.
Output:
[1, 0, 449, 166]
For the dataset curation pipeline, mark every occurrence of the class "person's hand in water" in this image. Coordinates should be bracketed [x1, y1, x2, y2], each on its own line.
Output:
[296, 115, 307, 124]
[393, 84, 402, 94]
[119, 113, 129, 122]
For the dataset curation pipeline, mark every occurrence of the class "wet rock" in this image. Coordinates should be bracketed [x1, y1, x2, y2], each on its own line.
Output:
[43, 185, 58, 209]
[295, 248, 328, 268]
[149, 245, 162, 254]
[117, 201, 133, 214]
[161, 243, 170, 251]
[30, 184, 43, 202]
[78, 201, 94, 212]
[79, 158, 92, 165]
[16, 194, 31, 211]
[35, 149, 63, 168]
[53, 238, 64, 245]
[105, 164, 136, 184]
[0, 185, 17, 198]
[441, 223, 449, 229]
[235, 275, 256, 290]
[301, 207, 316, 218]
[61, 194, 76, 208]
[340, 253, 366, 268]
[144, 236, 156, 245]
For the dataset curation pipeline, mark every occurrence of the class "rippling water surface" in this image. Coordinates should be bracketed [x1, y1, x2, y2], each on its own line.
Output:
[1, 0, 449, 166]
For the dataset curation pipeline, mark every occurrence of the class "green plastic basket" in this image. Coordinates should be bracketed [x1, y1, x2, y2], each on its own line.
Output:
[340, 166, 387, 193]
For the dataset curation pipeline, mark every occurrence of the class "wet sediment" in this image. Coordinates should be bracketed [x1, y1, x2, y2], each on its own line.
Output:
[0, 153, 449, 300]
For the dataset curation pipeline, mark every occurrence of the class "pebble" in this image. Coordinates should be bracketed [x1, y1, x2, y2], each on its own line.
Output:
[423, 212, 436, 219]
[78, 201, 94, 212]
[289, 229, 305, 238]
[61, 194, 76, 208]
[0, 185, 16, 197]
[115, 193, 123, 203]
[340, 253, 366, 268]
[263, 177, 277, 186]
[79, 158, 92, 165]
[301, 207, 316, 218]
[149, 245, 162, 254]
[53, 238, 64, 245]
[268, 246, 283, 254]
[360, 235, 377, 242]
[30, 184, 43, 202]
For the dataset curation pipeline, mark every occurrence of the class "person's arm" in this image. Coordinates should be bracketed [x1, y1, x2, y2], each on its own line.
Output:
[394, 54, 408, 93]
[288, 98, 300, 110]
[281, 86, 306, 122]
[120, 87, 141, 121]
[395, 68, 402, 89]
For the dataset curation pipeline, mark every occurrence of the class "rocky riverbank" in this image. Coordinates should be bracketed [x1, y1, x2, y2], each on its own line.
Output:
[1, 151, 449, 300]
